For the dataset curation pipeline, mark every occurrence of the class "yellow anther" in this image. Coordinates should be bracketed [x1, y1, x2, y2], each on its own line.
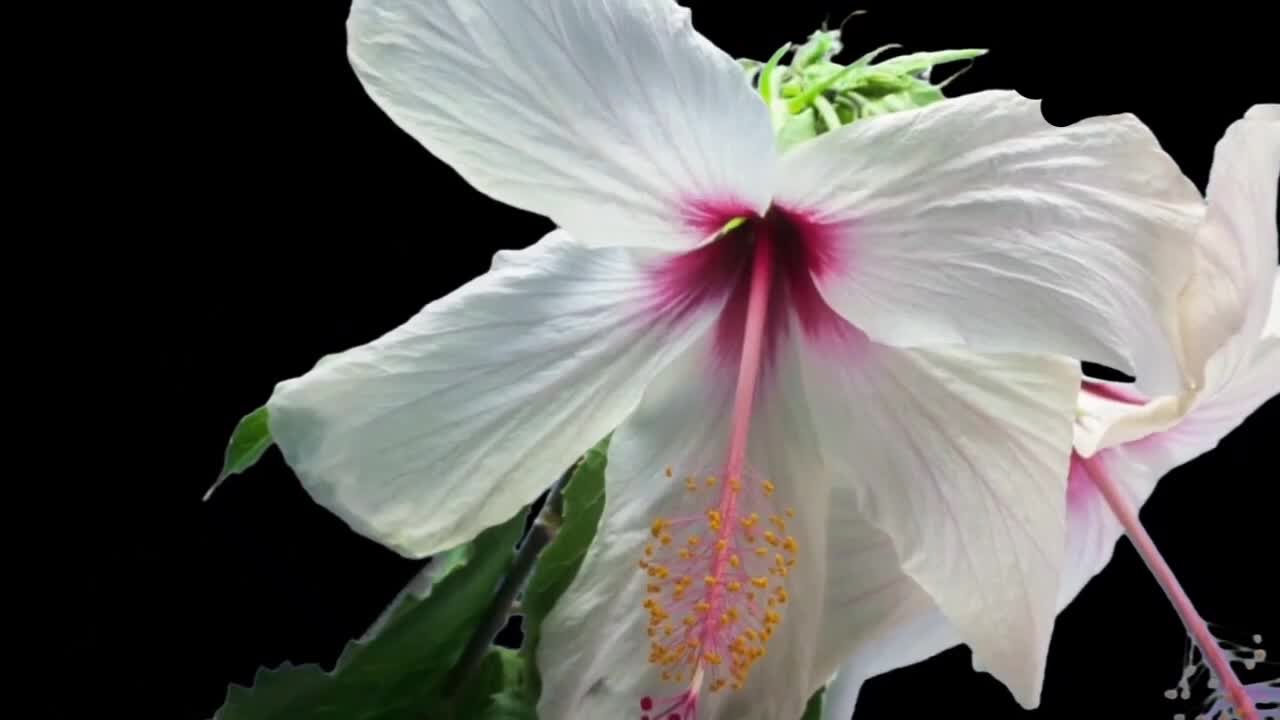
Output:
[727, 580, 742, 592]
[730, 554, 742, 568]
[651, 518, 668, 538]
[785, 507, 796, 518]
[762, 480, 775, 496]
[687, 535, 700, 547]
[694, 601, 711, 614]
[644, 544, 655, 557]
[647, 583, 661, 594]
[706, 475, 718, 488]
[665, 466, 673, 478]
[664, 626, 674, 637]
[752, 576, 769, 589]
[715, 538, 728, 553]
[704, 651, 722, 666]
[678, 548, 692, 560]
[684, 615, 697, 627]
[755, 546, 768, 557]
[660, 533, 673, 546]
[775, 553, 786, 568]
[685, 477, 698, 492]
[783, 536, 799, 554]
[770, 515, 786, 532]
[704, 575, 718, 587]
[764, 531, 779, 546]
[729, 477, 742, 492]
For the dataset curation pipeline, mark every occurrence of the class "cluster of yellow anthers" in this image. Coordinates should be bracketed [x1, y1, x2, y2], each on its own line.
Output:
[636, 470, 799, 693]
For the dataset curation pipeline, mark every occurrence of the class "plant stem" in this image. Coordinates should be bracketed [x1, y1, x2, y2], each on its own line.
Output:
[443, 460, 578, 697]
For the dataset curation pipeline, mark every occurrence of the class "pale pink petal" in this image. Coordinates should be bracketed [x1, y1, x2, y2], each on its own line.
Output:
[1063, 335, 1280, 608]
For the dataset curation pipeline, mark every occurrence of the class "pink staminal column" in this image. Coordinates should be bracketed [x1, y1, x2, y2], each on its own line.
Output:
[1078, 453, 1261, 720]
[638, 219, 798, 720]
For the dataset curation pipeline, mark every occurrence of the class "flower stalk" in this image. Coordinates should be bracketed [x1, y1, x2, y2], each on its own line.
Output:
[442, 459, 579, 698]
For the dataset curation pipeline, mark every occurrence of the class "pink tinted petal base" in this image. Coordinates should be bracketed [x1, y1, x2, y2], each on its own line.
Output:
[1075, 453, 1261, 720]
[651, 203, 850, 377]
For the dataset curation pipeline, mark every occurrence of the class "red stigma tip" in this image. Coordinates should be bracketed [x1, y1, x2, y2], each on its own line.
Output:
[640, 697, 654, 711]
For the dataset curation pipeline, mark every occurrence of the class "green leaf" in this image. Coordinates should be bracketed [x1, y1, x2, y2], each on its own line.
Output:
[800, 686, 825, 720]
[205, 406, 273, 500]
[519, 435, 610, 697]
[213, 507, 529, 720]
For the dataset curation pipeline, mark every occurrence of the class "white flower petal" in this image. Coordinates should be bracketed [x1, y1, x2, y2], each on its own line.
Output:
[776, 90, 1203, 396]
[538, 334, 832, 720]
[1267, 271, 1280, 340]
[796, 338, 1080, 708]
[1247, 104, 1280, 122]
[347, 0, 775, 250]
[265, 230, 715, 558]
[815, 487, 959, 720]
[1179, 105, 1279, 391]
[1073, 382, 1181, 458]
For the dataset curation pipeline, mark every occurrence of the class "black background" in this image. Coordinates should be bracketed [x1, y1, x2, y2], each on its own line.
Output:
[143, 1, 1278, 718]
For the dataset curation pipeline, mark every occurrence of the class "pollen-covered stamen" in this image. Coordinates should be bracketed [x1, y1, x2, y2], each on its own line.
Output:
[637, 221, 797, 718]
[640, 471, 798, 695]
[1080, 454, 1264, 720]
[1163, 628, 1279, 720]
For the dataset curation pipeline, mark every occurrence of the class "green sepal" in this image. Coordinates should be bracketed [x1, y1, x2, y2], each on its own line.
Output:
[211, 507, 529, 720]
[776, 106, 819, 152]
[790, 29, 843, 71]
[864, 48, 987, 78]
[205, 405, 273, 500]
[741, 20, 989, 147]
